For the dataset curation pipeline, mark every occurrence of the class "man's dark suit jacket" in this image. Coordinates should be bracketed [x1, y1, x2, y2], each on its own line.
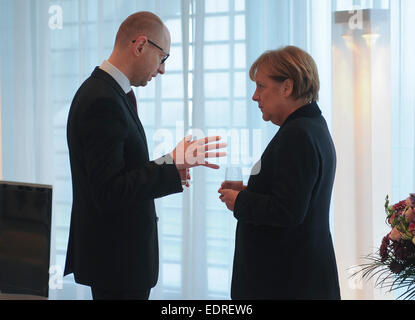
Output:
[64, 67, 183, 292]
[232, 102, 341, 300]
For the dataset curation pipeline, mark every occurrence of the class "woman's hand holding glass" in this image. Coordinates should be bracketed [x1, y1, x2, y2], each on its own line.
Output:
[218, 166, 247, 211]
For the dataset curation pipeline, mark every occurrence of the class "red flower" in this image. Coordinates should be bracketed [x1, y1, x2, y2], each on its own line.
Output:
[393, 200, 407, 213]
[395, 244, 409, 261]
[380, 235, 390, 263]
[389, 260, 405, 274]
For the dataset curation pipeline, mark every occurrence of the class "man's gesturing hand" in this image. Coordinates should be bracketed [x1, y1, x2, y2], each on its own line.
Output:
[171, 135, 227, 170]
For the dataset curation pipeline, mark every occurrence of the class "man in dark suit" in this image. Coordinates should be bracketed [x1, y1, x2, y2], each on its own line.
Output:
[219, 46, 340, 299]
[64, 11, 226, 300]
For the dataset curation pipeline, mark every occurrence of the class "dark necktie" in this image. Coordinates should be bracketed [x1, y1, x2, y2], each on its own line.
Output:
[127, 89, 138, 114]
[127, 89, 148, 152]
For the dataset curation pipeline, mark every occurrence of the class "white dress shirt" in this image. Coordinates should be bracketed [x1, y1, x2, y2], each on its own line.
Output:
[99, 60, 131, 94]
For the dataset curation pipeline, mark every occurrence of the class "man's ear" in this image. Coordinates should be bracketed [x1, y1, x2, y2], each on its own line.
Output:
[132, 35, 147, 56]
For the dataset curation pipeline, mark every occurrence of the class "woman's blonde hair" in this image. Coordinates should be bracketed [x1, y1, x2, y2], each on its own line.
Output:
[249, 46, 320, 102]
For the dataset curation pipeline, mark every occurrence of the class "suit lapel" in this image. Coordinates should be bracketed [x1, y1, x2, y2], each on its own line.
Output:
[122, 94, 149, 154]
[92, 67, 149, 154]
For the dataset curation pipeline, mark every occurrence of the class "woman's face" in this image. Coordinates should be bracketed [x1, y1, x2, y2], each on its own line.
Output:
[252, 65, 291, 126]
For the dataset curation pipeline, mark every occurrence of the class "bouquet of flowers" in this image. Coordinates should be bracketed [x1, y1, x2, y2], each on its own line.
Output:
[355, 194, 415, 299]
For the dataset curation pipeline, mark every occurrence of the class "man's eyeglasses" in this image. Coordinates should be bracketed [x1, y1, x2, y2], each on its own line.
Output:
[132, 39, 170, 64]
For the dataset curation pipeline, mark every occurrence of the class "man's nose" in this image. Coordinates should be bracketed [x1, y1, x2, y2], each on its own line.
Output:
[158, 63, 166, 75]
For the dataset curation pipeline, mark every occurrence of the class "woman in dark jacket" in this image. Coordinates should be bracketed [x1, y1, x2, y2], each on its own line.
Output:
[219, 46, 341, 300]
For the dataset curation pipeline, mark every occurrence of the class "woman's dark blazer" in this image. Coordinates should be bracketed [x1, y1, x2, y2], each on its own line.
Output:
[64, 67, 183, 292]
[231, 102, 341, 300]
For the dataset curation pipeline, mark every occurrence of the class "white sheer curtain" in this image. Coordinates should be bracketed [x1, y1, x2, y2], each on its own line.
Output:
[391, 0, 415, 299]
[0, 0, 53, 185]
[245, 0, 332, 145]
[332, 0, 415, 300]
[0, 75, 2, 180]
[1, 0, 414, 300]
[332, 0, 391, 300]
[392, 0, 415, 201]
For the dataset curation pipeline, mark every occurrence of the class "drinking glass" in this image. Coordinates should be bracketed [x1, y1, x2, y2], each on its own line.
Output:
[224, 166, 243, 190]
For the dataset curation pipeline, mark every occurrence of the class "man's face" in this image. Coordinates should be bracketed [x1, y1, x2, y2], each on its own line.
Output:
[138, 28, 171, 87]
